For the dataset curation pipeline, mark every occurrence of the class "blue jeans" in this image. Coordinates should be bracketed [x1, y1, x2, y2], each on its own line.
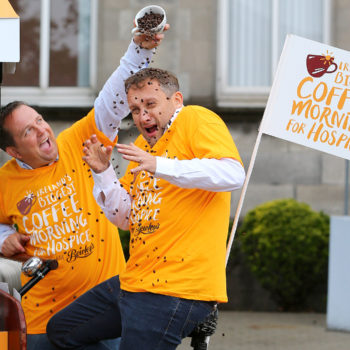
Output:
[27, 333, 120, 350]
[27, 334, 60, 350]
[47, 276, 214, 350]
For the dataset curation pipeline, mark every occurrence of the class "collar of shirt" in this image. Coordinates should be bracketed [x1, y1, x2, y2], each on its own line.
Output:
[165, 105, 183, 132]
[16, 156, 59, 170]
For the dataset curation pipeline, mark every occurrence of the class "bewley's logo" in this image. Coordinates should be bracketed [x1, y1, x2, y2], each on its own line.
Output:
[66, 242, 95, 262]
[135, 222, 160, 235]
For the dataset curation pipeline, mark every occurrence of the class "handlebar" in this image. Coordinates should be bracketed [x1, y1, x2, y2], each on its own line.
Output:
[0, 254, 59, 297]
[18, 258, 58, 296]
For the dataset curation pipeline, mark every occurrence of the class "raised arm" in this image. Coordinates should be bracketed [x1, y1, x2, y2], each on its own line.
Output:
[94, 26, 169, 141]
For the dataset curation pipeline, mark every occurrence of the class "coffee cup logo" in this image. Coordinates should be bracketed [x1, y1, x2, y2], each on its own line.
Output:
[17, 192, 37, 215]
[306, 52, 338, 78]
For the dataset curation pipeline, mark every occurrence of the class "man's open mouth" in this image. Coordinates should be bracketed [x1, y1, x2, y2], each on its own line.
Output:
[145, 125, 158, 135]
[39, 137, 51, 150]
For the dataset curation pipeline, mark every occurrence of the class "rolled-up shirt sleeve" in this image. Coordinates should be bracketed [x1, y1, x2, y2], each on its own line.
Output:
[155, 157, 245, 192]
[92, 164, 132, 230]
[94, 40, 155, 142]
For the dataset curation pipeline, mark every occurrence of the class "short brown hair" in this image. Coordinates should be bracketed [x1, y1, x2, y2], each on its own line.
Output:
[125, 67, 179, 97]
[0, 101, 27, 151]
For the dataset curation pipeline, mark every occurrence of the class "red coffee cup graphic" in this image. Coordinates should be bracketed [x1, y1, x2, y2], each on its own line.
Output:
[17, 193, 37, 215]
[306, 54, 338, 78]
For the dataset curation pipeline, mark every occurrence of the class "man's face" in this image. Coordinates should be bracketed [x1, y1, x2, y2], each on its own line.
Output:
[127, 79, 183, 146]
[4, 104, 58, 169]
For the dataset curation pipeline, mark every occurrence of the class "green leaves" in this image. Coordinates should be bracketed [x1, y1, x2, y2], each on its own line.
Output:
[237, 198, 329, 311]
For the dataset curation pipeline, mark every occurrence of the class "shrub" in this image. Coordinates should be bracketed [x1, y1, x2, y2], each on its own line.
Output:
[119, 228, 130, 260]
[237, 198, 329, 310]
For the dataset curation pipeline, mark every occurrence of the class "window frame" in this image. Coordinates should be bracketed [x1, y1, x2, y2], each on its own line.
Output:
[216, 0, 332, 108]
[2, 0, 98, 107]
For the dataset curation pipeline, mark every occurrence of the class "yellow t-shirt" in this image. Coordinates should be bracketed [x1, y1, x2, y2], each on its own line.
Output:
[0, 109, 125, 334]
[120, 105, 242, 303]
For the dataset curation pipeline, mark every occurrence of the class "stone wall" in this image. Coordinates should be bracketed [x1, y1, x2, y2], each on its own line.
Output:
[97, 0, 217, 107]
[97, 0, 350, 110]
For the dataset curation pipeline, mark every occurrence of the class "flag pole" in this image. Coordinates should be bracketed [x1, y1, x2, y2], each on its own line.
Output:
[345, 159, 349, 215]
[225, 128, 264, 266]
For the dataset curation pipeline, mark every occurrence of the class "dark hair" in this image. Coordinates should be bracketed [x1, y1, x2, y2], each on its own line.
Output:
[125, 67, 179, 97]
[0, 101, 27, 151]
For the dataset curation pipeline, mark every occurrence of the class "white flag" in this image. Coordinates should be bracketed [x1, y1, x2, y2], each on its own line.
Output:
[261, 35, 350, 160]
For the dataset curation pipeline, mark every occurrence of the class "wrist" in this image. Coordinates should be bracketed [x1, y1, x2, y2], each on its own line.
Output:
[93, 162, 110, 174]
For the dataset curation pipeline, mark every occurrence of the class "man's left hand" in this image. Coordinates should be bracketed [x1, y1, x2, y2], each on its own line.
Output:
[116, 143, 156, 174]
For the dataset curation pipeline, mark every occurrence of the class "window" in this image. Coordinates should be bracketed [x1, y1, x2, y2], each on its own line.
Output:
[217, 0, 332, 107]
[2, 0, 98, 107]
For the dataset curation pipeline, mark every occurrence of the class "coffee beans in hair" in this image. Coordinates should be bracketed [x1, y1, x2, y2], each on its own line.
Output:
[137, 11, 164, 32]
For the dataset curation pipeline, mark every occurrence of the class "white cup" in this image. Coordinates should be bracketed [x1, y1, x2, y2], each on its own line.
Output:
[131, 5, 166, 35]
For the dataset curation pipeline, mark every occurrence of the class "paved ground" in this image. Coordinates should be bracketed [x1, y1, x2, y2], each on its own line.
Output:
[178, 311, 350, 350]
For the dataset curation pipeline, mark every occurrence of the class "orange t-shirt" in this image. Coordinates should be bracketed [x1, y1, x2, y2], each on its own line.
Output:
[0, 109, 125, 333]
[119, 105, 242, 303]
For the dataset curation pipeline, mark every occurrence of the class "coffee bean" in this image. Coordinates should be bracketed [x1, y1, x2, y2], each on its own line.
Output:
[137, 12, 164, 32]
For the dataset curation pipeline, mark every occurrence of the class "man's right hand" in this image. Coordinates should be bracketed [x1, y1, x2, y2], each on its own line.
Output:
[82, 134, 113, 174]
[133, 23, 170, 49]
[1, 232, 30, 257]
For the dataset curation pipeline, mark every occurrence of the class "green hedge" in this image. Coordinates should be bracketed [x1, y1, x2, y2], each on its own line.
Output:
[237, 198, 329, 310]
[119, 228, 130, 260]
